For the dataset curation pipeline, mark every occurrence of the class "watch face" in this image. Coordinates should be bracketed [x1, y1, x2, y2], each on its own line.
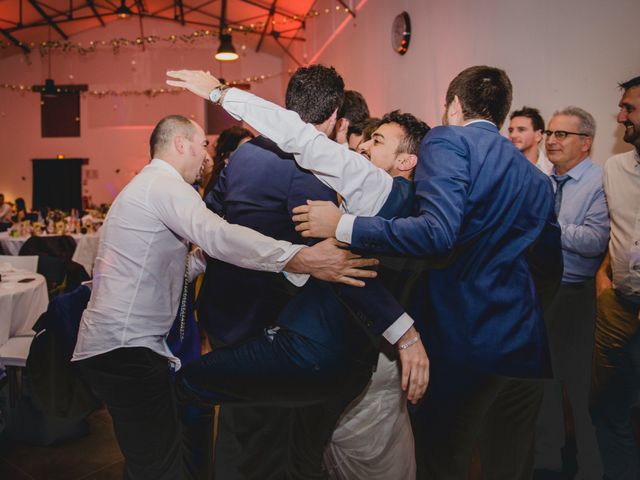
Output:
[392, 12, 411, 55]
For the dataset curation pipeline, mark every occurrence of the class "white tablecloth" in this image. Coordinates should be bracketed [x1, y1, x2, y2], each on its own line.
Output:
[0, 232, 26, 255]
[72, 233, 101, 276]
[0, 269, 49, 346]
[0, 232, 101, 277]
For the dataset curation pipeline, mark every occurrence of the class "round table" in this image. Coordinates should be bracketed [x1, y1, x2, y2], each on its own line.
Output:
[0, 232, 26, 255]
[0, 269, 49, 345]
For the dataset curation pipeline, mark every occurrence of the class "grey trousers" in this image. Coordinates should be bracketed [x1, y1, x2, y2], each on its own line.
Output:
[535, 280, 603, 478]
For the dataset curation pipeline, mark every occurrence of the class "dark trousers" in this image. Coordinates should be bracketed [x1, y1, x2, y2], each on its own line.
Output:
[536, 280, 602, 477]
[213, 405, 290, 480]
[178, 327, 373, 480]
[205, 332, 291, 480]
[76, 347, 181, 480]
[411, 365, 543, 480]
[590, 288, 640, 480]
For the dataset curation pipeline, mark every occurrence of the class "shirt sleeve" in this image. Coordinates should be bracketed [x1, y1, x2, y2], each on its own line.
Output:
[336, 214, 356, 244]
[560, 186, 610, 257]
[151, 176, 304, 272]
[382, 313, 414, 344]
[350, 128, 469, 256]
[220, 88, 392, 216]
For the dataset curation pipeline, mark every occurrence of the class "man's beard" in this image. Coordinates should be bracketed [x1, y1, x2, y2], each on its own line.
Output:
[623, 122, 640, 146]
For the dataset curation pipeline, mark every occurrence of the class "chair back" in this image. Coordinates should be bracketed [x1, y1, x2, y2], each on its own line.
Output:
[36, 256, 67, 297]
[19, 235, 77, 261]
[0, 254, 38, 272]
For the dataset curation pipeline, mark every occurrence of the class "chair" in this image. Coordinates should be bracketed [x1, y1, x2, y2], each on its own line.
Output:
[0, 254, 38, 272]
[0, 336, 34, 407]
[36, 255, 67, 298]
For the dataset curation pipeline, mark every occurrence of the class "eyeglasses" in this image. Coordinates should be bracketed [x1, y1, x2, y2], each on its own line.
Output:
[543, 130, 590, 140]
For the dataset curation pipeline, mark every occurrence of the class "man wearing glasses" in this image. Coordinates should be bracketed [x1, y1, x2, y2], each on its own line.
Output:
[535, 107, 609, 479]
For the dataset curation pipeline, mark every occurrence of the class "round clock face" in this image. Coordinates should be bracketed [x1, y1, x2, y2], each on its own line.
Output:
[392, 12, 411, 55]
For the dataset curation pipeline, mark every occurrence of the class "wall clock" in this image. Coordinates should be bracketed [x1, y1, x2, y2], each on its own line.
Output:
[392, 12, 411, 55]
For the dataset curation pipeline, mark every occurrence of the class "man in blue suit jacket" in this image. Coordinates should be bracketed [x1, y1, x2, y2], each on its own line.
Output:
[168, 66, 562, 480]
[189, 65, 428, 480]
[293, 66, 562, 479]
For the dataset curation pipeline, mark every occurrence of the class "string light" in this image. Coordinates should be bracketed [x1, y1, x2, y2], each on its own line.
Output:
[0, 7, 351, 55]
[0, 71, 284, 98]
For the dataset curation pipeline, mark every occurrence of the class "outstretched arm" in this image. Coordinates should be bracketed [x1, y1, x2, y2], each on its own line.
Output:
[166, 69, 392, 216]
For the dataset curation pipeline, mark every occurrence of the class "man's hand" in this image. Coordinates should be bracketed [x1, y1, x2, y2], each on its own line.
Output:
[595, 270, 612, 297]
[166, 70, 221, 100]
[595, 252, 612, 297]
[285, 238, 378, 287]
[397, 326, 429, 404]
[292, 200, 342, 239]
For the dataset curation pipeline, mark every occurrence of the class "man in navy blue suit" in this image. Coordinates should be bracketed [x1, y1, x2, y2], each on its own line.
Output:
[185, 65, 428, 480]
[167, 65, 562, 479]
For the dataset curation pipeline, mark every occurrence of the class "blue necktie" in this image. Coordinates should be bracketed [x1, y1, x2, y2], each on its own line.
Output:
[551, 174, 570, 217]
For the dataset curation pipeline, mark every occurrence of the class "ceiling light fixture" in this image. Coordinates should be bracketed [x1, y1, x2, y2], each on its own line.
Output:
[215, 33, 238, 61]
[115, 1, 133, 19]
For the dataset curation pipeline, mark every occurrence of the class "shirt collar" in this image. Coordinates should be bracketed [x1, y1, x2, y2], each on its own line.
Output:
[552, 156, 592, 181]
[150, 158, 183, 180]
[463, 119, 496, 127]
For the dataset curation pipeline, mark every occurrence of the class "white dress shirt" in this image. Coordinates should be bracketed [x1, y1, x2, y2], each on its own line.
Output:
[220, 88, 413, 343]
[0, 203, 12, 222]
[603, 149, 640, 298]
[536, 147, 554, 176]
[72, 159, 303, 369]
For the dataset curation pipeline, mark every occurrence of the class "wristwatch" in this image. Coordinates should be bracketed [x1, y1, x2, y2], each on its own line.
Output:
[209, 84, 231, 104]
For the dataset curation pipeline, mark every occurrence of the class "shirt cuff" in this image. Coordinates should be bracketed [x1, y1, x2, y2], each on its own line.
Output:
[382, 313, 414, 344]
[336, 214, 356, 244]
[275, 244, 306, 271]
[282, 272, 310, 287]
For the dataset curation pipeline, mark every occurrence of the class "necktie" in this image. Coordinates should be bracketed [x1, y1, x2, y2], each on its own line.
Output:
[552, 174, 570, 217]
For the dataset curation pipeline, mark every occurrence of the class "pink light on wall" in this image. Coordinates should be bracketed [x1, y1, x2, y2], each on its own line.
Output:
[306, 0, 369, 66]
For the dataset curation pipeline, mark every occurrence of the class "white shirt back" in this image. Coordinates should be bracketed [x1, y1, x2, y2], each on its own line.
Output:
[73, 159, 300, 368]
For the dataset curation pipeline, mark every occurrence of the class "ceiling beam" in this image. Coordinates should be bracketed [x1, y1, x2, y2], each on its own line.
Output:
[150, 0, 218, 21]
[0, 28, 31, 53]
[86, 0, 106, 26]
[27, 0, 69, 39]
[176, 0, 185, 24]
[336, 0, 355, 17]
[255, 0, 275, 52]
[239, 0, 299, 21]
[273, 34, 302, 67]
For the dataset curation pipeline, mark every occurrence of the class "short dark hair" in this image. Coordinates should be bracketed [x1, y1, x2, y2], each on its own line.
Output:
[209, 125, 254, 187]
[285, 65, 344, 124]
[361, 117, 381, 143]
[337, 90, 370, 137]
[379, 110, 430, 155]
[445, 65, 512, 128]
[619, 76, 640, 91]
[510, 106, 545, 132]
[149, 115, 196, 159]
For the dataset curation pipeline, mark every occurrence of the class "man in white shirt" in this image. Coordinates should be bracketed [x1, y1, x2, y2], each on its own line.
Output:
[0, 193, 13, 223]
[591, 75, 640, 480]
[508, 106, 553, 175]
[72, 114, 377, 480]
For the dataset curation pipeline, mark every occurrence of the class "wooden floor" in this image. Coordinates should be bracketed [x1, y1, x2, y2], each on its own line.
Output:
[0, 407, 124, 480]
[0, 398, 596, 480]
